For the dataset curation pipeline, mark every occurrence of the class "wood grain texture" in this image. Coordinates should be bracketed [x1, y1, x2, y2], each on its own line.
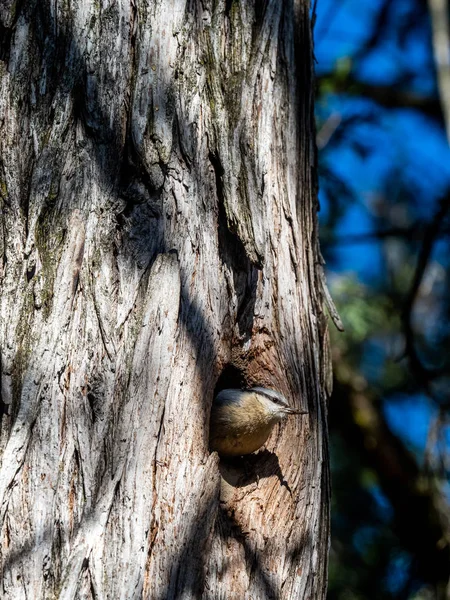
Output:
[0, 0, 331, 597]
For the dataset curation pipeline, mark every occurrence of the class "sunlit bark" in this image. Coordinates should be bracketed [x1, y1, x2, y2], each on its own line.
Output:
[0, 0, 330, 597]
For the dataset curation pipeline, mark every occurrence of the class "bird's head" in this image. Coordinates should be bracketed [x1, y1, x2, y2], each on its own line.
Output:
[250, 387, 305, 422]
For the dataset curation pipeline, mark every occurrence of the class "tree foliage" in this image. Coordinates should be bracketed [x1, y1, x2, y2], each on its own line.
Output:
[315, 0, 450, 597]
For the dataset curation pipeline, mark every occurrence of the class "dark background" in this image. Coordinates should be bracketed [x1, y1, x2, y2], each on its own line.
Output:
[314, 1, 450, 598]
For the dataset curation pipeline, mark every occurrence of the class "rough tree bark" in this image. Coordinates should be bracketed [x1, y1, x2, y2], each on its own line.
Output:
[0, 0, 331, 598]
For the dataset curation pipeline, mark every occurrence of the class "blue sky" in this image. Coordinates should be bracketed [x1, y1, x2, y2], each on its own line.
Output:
[314, 0, 435, 93]
[315, 0, 450, 468]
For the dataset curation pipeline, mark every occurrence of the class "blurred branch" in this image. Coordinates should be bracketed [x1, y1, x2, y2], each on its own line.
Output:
[424, 407, 447, 474]
[317, 73, 443, 119]
[317, 113, 342, 149]
[322, 223, 450, 248]
[313, 1, 346, 44]
[330, 373, 450, 592]
[402, 194, 450, 395]
[428, 0, 450, 142]
[311, 0, 318, 30]
[350, 0, 391, 62]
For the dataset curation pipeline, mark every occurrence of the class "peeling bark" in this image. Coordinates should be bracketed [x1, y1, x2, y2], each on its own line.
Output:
[0, 0, 330, 598]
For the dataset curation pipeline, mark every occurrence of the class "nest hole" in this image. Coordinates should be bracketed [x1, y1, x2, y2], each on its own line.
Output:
[214, 364, 246, 397]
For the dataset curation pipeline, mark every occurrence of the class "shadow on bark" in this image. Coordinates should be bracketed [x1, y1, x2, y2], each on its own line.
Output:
[219, 449, 293, 493]
[145, 493, 219, 600]
[0, 0, 323, 597]
[215, 504, 310, 600]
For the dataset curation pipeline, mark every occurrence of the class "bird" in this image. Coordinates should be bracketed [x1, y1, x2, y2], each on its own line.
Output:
[209, 387, 305, 457]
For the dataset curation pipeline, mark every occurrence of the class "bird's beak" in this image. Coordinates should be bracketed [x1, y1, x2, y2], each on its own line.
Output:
[284, 407, 307, 415]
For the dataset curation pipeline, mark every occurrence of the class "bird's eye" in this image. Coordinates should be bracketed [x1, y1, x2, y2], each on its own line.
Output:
[251, 387, 288, 407]
[276, 399, 288, 408]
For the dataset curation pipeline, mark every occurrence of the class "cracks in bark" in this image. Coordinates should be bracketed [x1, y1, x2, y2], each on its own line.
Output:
[71, 447, 86, 523]
[153, 489, 218, 600]
[128, 0, 138, 108]
[0, 166, 7, 283]
[0, 352, 9, 428]
[146, 401, 166, 567]
[216, 504, 279, 600]
[174, 112, 193, 169]
[88, 266, 115, 363]
[209, 150, 259, 342]
[0, 407, 39, 525]
[85, 371, 107, 426]
[117, 140, 163, 225]
[0, 22, 12, 63]
[71, 230, 85, 302]
[224, 0, 233, 19]
[114, 132, 165, 294]
[117, 0, 164, 232]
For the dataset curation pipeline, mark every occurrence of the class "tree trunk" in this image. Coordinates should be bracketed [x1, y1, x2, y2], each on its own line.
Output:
[0, 0, 330, 598]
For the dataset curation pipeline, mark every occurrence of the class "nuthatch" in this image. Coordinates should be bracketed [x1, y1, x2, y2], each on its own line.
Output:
[209, 387, 305, 457]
